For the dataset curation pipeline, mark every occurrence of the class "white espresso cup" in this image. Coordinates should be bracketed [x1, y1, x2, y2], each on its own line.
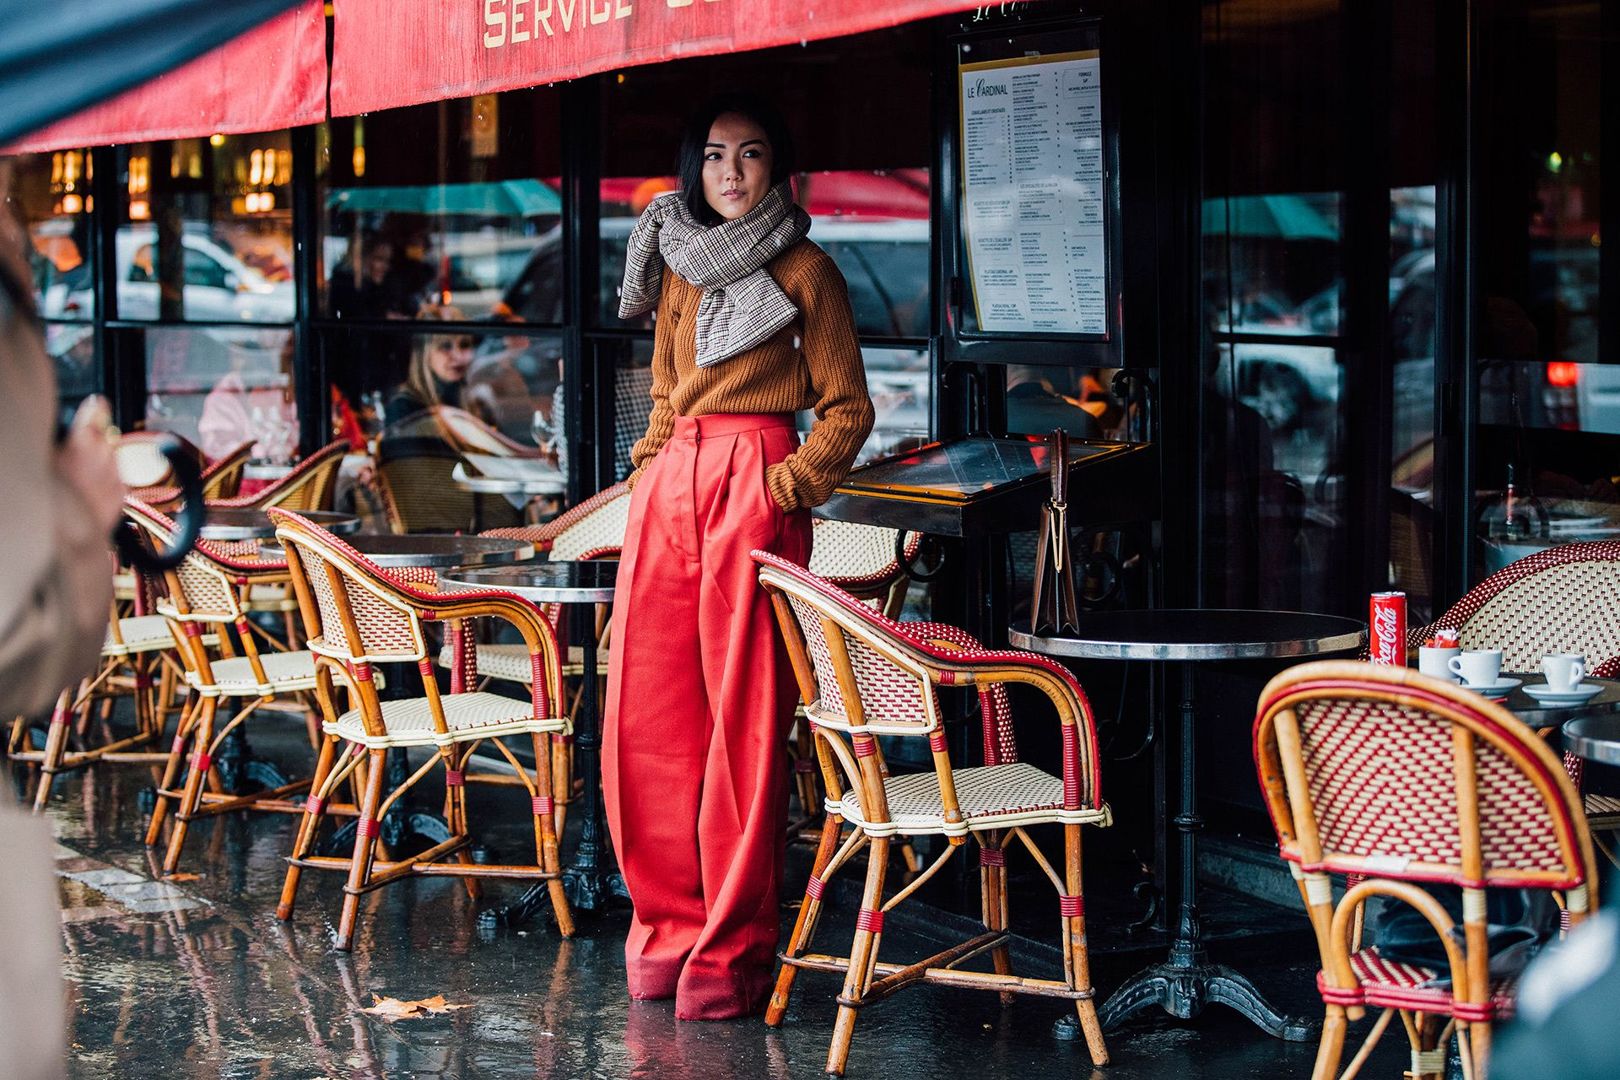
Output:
[1541, 653, 1586, 693]
[1449, 648, 1503, 688]
[1418, 645, 1462, 682]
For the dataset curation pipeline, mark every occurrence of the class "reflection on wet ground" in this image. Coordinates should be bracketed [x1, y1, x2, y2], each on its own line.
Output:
[25, 723, 1410, 1079]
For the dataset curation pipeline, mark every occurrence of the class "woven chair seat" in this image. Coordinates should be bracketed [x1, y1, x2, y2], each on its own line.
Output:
[436, 641, 607, 683]
[1585, 792, 1620, 830]
[325, 691, 565, 749]
[104, 615, 203, 656]
[184, 650, 318, 698]
[831, 762, 1111, 838]
[1317, 946, 1516, 1020]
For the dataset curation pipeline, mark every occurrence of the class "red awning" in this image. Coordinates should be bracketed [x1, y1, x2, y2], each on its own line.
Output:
[5, 2, 326, 155]
[330, 0, 980, 117]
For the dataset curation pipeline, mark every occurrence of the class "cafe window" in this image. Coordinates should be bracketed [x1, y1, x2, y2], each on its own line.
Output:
[4, 150, 100, 428]
[599, 24, 935, 465]
[114, 134, 294, 325]
[1471, 0, 1613, 583]
[142, 325, 298, 463]
[1201, 0, 1348, 612]
[317, 90, 564, 325]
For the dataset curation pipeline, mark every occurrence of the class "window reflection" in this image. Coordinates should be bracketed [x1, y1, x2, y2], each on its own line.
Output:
[116, 135, 294, 324]
[318, 93, 564, 324]
[144, 326, 298, 463]
[7, 150, 95, 320]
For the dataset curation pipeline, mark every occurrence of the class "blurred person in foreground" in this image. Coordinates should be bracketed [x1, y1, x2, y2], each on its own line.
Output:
[1, 158, 125, 1080]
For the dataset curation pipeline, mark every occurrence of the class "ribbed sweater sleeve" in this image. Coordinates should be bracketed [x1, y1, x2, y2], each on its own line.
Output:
[624, 268, 679, 491]
[764, 254, 874, 511]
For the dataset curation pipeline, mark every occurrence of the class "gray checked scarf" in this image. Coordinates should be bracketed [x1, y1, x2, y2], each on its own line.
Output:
[618, 182, 811, 367]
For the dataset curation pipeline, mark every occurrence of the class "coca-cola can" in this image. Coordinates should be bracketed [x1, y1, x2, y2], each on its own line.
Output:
[1369, 591, 1407, 666]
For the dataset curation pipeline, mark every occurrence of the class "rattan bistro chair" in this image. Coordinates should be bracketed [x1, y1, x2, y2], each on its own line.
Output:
[212, 439, 349, 513]
[8, 600, 190, 811]
[753, 551, 1112, 1075]
[123, 499, 325, 874]
[269, 508, 574, 949]
[1407, 540, 1620, 850]
[1254, 660, 1599, 1080]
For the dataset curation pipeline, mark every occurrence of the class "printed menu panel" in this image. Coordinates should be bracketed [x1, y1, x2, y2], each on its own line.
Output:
[960, 49, 1106, 335]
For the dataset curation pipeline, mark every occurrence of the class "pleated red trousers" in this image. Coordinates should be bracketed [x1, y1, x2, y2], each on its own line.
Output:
[602, 413, 812, 1020]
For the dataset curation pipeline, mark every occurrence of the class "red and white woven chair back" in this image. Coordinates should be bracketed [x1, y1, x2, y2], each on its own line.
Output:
[807, 521, 914, 584]
[1418, 541, 1620, 674]
[216, 439, 348, 512]
[549, 490, 632, 562]
[271, 512, 428, 664]
[758, 559, 942, 737]
[122, 500, 247, 623]
[1256, 661, 1595, 905]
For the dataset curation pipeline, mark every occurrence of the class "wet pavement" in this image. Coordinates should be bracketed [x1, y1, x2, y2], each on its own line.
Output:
[19, 718, 1415, 1079]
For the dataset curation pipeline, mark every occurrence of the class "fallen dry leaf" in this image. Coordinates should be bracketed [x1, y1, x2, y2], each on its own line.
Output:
[360, 994, 472, 1021]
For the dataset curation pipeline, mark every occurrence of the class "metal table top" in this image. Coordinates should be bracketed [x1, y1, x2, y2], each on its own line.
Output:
[335, 533, 534, 568]
[1009, 609, 1366, 662]
[202, 508, 359, 540]
[1495, 676, 1620, 725]
[441, 561, 618, 603]
[450, 461, 567, 496]
[1564, 713, 1620, 767]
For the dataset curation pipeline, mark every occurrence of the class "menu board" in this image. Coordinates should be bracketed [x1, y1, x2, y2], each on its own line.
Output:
[959, 49, 1107, 336]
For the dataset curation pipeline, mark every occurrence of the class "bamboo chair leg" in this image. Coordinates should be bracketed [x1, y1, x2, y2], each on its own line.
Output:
[30, 690, 75, 812]
[550, 733, 570, 838]
[826, 834, 889, 1077]
[162, 696, 218, 874]
[768, 812, 845, 1026]
[1311, 1005, 1350, 1080]
[1466, 1020, 1490, 1079]
[1063, 824, 1107, 1066]
[980, 833, 1015, 1006]
[448, 748, 481, 903]
[278, 735, 341, 920]
[335, 749, 388, 952]
[534, 734, 574, 938]
[145, 691, 202, 846]
[7, 713, 26, 757]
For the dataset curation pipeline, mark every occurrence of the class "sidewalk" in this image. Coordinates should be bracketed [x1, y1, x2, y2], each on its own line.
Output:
[28, 725, 1408, 1079]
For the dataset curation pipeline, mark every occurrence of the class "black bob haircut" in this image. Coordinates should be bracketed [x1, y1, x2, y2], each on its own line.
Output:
[675, 93, 797, 226]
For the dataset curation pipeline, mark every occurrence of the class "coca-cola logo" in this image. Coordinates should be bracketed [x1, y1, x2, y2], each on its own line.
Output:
[1371, 605, 1402, 662]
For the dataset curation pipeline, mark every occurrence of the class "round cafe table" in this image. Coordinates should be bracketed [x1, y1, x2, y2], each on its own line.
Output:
[1010, 609, 1365, 1043]
[1490, 675, 1620, 726]
[258, 532, 534, 566]
[441, 561, 623, 924]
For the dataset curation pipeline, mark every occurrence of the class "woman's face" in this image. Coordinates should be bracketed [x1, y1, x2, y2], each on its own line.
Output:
[702, 112, 773, 221]
[428, 334, 475, 384]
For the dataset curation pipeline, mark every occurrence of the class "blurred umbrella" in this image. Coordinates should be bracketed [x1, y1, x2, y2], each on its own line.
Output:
[1202, 194, 1339, 240]
[0, 0, 301, 147]
[328, 180, 562, 218]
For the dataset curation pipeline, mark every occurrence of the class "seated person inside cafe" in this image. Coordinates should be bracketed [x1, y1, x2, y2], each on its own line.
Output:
[384, 305, 480, 428]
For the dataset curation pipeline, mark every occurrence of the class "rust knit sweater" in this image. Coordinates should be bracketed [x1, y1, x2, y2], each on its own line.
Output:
[626, 239, 875, 512]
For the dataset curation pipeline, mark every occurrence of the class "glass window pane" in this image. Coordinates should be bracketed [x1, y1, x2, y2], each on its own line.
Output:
[1472, 0, 1612, 582]
[115, 135, 295, 324]
[1202, 0, 1349, 612]
[317, 90, 564, 324]
[144, 326, 298, 462]
[6, 149, 96, 319]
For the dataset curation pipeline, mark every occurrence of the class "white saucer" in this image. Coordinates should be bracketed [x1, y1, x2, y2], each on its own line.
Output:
[1522, 682, 1602, 704]
[1459, 676, 1521, 698]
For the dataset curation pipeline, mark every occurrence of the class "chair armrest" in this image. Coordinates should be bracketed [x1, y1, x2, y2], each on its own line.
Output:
[888, 624, 1102, 811]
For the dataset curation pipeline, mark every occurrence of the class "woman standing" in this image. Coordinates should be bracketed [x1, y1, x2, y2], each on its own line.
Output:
[603, 93, 874, 1020]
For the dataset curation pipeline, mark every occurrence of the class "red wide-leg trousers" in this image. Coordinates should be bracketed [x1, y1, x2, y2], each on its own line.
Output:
[602, 413, 812, 1020]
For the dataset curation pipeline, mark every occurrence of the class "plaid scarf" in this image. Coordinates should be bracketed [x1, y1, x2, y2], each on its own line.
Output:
[618, 183, 811, 367]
